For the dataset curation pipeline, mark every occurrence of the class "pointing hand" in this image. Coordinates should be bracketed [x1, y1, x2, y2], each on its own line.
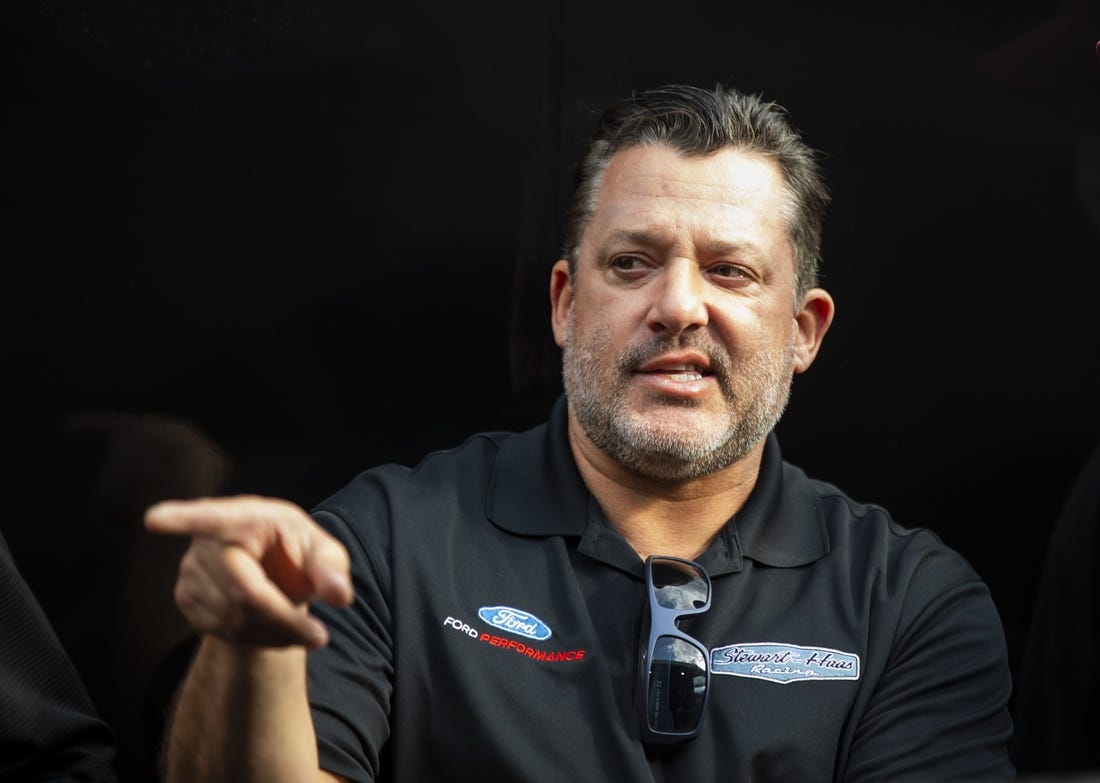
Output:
[145, 495, 353, 648]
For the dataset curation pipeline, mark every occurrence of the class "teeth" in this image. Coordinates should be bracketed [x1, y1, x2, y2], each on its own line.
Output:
[663, 364, 703, 381]
[642, 362, 707, 381]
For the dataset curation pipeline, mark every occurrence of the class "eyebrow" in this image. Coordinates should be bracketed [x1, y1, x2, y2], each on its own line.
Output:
[605, 229, 764, 260]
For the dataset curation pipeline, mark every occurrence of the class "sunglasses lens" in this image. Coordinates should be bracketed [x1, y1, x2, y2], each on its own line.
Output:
[646, 636, 708, 733]
[650, 559, 709, 611]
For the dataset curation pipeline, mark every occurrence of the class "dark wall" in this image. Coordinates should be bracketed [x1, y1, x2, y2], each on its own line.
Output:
[3, 2, 1098, 780]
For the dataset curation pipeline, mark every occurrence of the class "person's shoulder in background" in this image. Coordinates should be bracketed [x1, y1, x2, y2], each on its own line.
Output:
[0, 529, 118, 783]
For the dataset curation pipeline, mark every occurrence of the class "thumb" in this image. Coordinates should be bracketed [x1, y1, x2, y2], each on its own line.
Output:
[303, 532, 353, 607]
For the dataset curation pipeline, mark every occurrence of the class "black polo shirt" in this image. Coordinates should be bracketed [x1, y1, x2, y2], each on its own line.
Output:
[307, 397, 1014, 782]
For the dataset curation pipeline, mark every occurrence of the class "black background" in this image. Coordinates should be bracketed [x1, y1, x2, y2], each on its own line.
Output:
[3, 1, 1099, 780]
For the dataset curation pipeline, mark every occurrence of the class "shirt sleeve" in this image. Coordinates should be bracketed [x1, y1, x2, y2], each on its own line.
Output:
[306, 503, 395, 783]
[0, 531, 119, 782]
[843, 546, 1016, 782]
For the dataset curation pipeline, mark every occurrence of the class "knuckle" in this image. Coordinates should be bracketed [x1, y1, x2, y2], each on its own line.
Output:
[225, 578, 255, 609]
[173, 582, 195, 615]
[179, 545, 200, 571]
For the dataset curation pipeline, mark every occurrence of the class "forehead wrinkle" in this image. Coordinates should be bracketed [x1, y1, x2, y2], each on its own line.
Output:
[625, 173, 764, 208]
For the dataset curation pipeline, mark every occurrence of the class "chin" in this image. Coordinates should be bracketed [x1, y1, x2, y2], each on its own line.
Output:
[617, 423, 734, 465]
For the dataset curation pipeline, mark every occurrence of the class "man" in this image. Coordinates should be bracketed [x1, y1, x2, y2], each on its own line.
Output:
[146, 84, 1015, 781]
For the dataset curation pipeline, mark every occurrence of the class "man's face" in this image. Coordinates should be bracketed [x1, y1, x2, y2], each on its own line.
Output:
[551, 143, 819, 481]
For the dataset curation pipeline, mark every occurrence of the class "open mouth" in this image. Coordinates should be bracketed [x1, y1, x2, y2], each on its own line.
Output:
[639, 363, 712, 382]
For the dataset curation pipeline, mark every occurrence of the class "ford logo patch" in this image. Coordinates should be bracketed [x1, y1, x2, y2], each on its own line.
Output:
[477, 605, 552, 641]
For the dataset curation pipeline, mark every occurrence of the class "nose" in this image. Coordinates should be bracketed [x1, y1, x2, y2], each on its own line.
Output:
[646, 259, 709, 335]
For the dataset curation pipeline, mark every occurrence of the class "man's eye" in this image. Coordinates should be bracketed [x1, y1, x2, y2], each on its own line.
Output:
[711, 263, 748, 279]
[611, 256, 646, 271]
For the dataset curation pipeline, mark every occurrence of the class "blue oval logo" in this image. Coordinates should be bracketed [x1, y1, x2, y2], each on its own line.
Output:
[477, 605, 552, 641]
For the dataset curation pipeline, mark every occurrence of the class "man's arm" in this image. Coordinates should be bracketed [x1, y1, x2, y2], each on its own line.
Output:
[843, 555, 1015, 781]
[145, 496, 354, 783]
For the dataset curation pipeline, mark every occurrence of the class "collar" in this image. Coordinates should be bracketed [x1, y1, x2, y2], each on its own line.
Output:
[486, 396, 590, 537]
[716, 432, 830, 572]
[486, 396, 830, 574]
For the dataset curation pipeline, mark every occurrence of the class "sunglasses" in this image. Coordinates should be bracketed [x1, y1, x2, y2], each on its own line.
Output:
[638, 555, 712, 744]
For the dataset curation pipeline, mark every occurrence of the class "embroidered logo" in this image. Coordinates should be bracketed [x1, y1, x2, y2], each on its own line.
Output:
[711, 642, 860, 684]
[477, 605, 552, 641]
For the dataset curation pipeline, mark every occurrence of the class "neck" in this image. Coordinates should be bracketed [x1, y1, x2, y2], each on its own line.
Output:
[567, 415, 764, 562]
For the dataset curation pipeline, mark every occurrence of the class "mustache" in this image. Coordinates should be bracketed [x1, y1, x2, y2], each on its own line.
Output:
[617, 333, 733, 387]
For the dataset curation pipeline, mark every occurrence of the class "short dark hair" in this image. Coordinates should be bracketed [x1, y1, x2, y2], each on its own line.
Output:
[562, 84, 830, 303]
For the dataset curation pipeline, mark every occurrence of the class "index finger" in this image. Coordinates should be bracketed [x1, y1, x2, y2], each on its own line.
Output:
[144, 495, 305, 544]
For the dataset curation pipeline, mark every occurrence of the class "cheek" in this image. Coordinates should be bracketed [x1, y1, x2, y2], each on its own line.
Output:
[570, 291, 634, 341]
[567, 312, 609, 353]
[707, 328, 785, 375]
[716, 303, 795, 348]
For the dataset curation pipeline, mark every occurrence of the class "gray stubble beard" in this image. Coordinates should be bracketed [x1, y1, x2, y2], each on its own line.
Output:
[561, 310, 794, 481]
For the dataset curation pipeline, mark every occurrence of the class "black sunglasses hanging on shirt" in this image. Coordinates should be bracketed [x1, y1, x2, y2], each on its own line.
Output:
[638, 555, 712, 744]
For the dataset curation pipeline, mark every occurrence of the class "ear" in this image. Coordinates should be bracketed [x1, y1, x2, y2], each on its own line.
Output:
[550, 259, 573, 349]
[792, 287, 835, 374]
